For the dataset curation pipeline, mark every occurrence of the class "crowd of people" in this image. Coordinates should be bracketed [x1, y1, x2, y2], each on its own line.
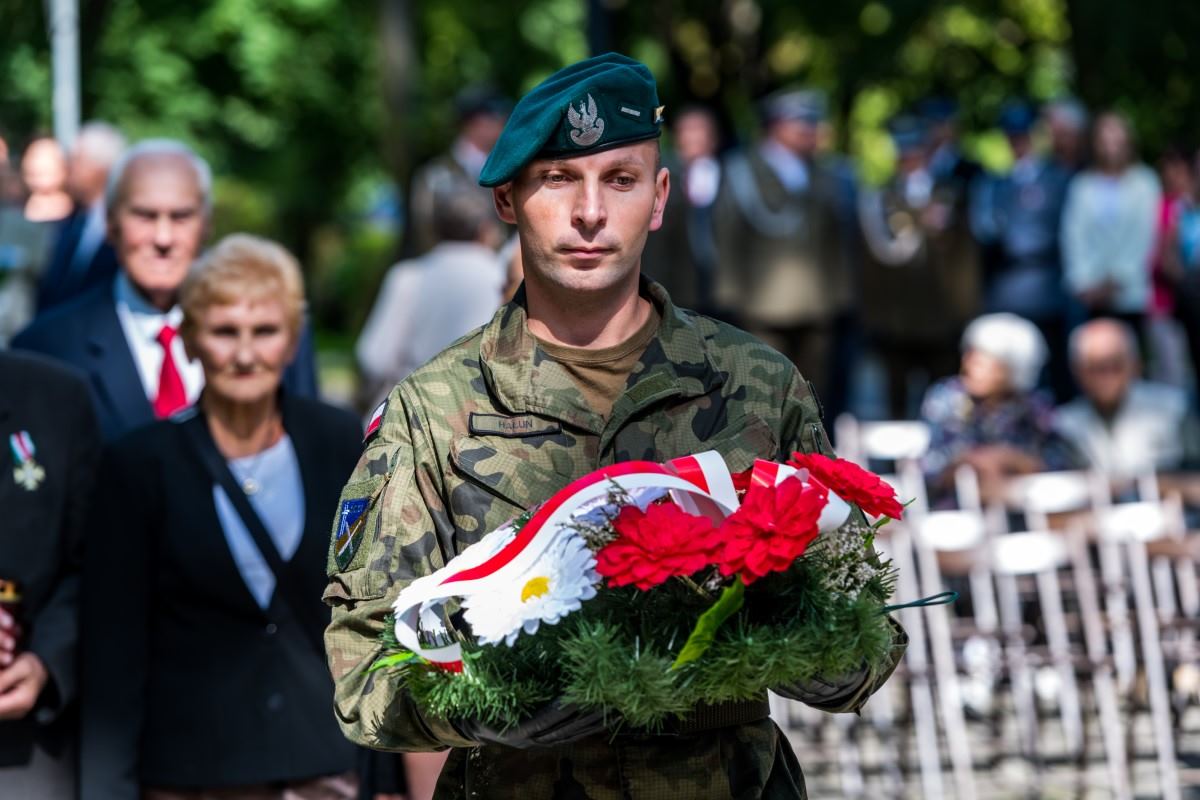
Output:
[1, 63, 1199, 799]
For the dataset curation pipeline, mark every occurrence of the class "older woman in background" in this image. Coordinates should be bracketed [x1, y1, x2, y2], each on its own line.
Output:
[920, 313, 1084, 506]
[80, 235, 361, 800]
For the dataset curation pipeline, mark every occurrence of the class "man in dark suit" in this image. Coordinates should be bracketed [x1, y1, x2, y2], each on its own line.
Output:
[0, 351, 102, 798]
[36, 122, 126, 313]
[13, 139, 318, 441]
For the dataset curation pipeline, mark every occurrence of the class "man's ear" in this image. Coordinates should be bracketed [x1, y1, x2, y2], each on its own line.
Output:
[493, 183, 517, 225]
[648, 167, 670, 232]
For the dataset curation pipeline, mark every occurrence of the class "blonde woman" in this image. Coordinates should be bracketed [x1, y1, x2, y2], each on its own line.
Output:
[81, 235, 361, 800]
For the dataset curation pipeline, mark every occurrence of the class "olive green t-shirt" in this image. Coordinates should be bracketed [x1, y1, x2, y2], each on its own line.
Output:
[533, 306, 661, 420]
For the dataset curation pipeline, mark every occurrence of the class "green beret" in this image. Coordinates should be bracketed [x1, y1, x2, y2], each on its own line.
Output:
[478, 52, 664, 187]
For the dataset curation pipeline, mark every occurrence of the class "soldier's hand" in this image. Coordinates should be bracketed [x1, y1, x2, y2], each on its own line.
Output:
[0, 608, 21, 667]
[0, 652, 48, 721]
[773, 664, 870, 711]
[453, 699, 610, 749]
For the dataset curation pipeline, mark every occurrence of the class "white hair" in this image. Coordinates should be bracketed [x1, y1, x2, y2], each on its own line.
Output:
[74, 121, 126, 167]
[962, 313, 1048, 393]
[105, 138, 212, 218]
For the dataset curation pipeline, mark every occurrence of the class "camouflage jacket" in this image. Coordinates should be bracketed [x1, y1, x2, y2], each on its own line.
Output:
[324, 280, 905, 799]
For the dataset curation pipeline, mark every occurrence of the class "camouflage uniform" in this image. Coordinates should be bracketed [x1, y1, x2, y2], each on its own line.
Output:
[324, 281, 905, 799]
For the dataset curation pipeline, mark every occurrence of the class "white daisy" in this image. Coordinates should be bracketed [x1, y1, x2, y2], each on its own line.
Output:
[462, 529, 599, 647]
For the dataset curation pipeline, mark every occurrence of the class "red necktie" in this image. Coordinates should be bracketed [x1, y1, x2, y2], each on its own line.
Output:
[153, 324, 188, 418]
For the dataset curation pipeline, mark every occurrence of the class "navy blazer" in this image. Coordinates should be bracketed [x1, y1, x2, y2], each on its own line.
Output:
[37, 210, 120, 313]
[0, 352, 101, 767]
[80, 393, 361, 797]
[11, 281, 320, 442]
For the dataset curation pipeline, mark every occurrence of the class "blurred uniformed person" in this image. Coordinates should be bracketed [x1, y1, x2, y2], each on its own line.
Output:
[971, 101, 1074, 400]
[712, 88, 850, 401]
[0, 351, 101, 799]
[324, 53, 905, 800]
[859, 115, 980, 417]
[407, 87, 510, 256]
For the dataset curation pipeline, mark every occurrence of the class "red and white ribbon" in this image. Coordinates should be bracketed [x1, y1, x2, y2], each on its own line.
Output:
[390, 451, 848, 668]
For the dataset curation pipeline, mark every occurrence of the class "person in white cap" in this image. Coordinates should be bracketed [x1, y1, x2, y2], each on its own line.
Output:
[919, 312, 1084, 505]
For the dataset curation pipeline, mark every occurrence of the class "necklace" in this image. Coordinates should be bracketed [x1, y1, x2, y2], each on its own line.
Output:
[229, 416, 282, 496]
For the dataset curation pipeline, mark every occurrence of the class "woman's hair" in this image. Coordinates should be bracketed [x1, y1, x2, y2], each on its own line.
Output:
[179, 233, 306, 341]
[961, 312, 1048, 393]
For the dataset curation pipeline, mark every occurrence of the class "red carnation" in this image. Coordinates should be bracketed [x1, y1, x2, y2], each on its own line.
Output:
[787, 452, 904, 520]
[718, 476, 827, 584]
[596, 502, 725, 590]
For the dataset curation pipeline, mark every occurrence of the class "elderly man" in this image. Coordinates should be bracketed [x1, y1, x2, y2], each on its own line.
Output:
[13, 139, 317, 441]
[0, 351, 101, 799]
[324, 53, 904, 800]
[37, 122, 127, 312]
[1056, 318, 1200, 480]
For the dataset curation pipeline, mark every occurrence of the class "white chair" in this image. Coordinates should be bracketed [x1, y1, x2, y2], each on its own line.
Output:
[1094, 499, 1191, 800]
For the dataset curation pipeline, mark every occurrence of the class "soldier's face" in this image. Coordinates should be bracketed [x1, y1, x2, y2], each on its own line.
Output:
[185, 297, 297, 407]
[495, 141, 669, 297]
[109, 156, 207, 310]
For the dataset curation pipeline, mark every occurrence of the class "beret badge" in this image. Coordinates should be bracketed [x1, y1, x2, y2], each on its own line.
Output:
[568, 94, 605, 147]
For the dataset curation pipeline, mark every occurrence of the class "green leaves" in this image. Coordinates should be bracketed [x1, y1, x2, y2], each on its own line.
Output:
[366, 650, 417, 674]
[671, 580, 746, 670]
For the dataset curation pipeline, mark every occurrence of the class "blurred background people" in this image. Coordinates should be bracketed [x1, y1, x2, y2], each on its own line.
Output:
[1055, 318, 1199, 482]
[1164, 149, 1200, 381]
[970, 101, 1074, 400]
[0, 351, 101, 800]
[859, 115, 979, 418]
[37, 121, 126, 313]
[1061, 112, 1160, 348]
[1044, 97, 1089, 175]
[643, 104, 721, 313]
[356, 188, 505, 410]
[713, 87, 849, 400]
[19, 138, 71, 224]
[1147, 146, 1194, 386]
[920, 97, 983, 189]
[920, 313, 1082, 506]
[406, 86, 509, 256]
[12, 139, 317, 441]
[80, 235, 361, 800]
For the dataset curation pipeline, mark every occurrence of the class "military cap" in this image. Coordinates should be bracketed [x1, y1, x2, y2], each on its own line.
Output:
[478, 52, 664, 187]
[454, 85, 512, 123]
[760, 88, 827, 125]
[888, 114, 928, 153]
[998, 101, 1037, 135]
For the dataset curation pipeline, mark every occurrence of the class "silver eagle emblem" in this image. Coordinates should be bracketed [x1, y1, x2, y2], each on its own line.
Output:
[567, 94, 605, 147]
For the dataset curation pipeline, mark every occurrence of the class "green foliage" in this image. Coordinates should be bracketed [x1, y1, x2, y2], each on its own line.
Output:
[374, 546, 896, 730]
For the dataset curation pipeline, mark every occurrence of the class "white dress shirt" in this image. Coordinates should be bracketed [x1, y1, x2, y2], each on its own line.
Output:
[113, 272, 204, 404]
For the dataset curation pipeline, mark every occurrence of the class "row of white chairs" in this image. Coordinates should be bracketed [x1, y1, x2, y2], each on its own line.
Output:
[773, 415, 1200, 798]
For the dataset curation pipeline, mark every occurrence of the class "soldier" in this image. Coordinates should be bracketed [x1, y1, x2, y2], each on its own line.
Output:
[407, 87, 511, 256]
[711, 88, 850, 402]
[323, 53, 905, 799]
[970, 101, 1074, 401]
[858, 115, 980, 418]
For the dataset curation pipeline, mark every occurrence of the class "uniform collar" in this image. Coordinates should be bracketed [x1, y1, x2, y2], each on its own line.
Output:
[478, 277, 724, 435]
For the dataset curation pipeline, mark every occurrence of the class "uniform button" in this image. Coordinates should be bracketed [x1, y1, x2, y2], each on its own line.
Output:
[265, 623, 278, 636]
[267, 693, 284, 711]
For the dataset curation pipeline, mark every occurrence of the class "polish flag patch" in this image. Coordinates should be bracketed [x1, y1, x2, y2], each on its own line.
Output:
[364, 400, 387, 443]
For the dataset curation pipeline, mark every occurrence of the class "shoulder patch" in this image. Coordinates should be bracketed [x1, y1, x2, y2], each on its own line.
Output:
[364, 400, 387, 443]
[468, 413, 562, 438]
[333, 497, 370, 571]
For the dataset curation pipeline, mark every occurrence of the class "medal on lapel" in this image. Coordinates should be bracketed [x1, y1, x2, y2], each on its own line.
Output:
[9, 431, 45, 491]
